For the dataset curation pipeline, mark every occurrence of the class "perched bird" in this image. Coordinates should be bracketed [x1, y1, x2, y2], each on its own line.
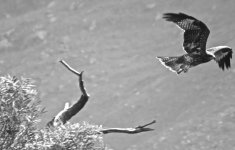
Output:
[157, 12, 233, 74]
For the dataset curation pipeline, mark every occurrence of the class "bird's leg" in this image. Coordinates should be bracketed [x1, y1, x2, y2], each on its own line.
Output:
[179, 64, 190, 73]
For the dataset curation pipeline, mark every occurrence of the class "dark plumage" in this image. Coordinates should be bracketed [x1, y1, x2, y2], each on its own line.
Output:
[157, 12, 233, 74]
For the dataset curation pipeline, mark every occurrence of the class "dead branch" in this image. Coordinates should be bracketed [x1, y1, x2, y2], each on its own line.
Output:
[100, 120, 156, 134]
[46, 60, 155, 135]
[46, 60, 89, 127]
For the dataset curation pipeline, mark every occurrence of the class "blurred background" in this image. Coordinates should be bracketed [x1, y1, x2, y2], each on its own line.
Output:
[0, 0, 235, 149]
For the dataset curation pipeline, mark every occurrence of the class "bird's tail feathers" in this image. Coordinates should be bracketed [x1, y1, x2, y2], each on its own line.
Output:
[157, 56, 190, 74]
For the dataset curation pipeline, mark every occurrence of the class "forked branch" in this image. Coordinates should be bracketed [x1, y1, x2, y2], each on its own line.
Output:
[46, 60, 155, 135]
[46, 60, 89, 127]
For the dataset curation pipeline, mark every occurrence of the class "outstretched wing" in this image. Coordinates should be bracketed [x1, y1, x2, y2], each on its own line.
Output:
[163, 12, 210, 54]
[207, 47, 233, 70]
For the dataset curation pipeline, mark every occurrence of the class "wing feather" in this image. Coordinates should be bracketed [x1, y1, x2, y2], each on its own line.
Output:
[215, 48, 233, 70]
[163, 13, 210, 54]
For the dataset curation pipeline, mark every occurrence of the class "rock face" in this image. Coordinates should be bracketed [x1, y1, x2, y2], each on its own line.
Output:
[0, 0, 234, 149]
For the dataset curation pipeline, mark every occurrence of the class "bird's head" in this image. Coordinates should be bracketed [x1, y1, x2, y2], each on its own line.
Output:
[206, 45, 233, 70]
[209, 46, 232, 51]
[206, 46, 232, 57]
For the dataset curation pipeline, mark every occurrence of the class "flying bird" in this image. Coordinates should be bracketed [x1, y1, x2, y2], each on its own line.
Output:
[157, 12, 233, 74]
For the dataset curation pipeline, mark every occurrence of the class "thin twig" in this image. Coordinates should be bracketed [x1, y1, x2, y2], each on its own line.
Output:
[59, 60, 81, 76]
[136, 120, 156, 128]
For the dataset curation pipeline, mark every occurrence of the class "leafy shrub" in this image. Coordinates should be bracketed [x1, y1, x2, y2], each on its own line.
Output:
[27, 122, 107, 150]
[0, 75, 42, 149]
[0, 75, 109, 150]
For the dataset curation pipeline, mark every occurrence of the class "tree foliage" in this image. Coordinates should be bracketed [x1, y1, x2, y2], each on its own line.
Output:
[0, 75, 109, 150]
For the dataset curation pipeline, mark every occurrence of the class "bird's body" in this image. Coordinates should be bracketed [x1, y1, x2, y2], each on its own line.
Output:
[157, 13, 233, 74]
[158, 53, 212, 74]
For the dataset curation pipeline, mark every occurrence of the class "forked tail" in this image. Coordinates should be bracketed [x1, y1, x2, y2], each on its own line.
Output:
[156, 56, 190, 74]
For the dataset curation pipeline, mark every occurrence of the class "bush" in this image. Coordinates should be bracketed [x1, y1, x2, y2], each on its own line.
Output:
[0, 75, 109, 150]
[27, 122, 107, 150]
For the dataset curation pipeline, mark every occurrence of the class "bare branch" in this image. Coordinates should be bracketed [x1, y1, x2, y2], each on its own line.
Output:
[59, 60, 88, 97]
[100, 120, 156, 134]
[46, 60, 89, 128]
[46, 60, 156, 135]
[59, 60, 81, 76]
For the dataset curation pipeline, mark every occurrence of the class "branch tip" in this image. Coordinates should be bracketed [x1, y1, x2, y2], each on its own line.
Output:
[136, 120, 156, 129]
[60, 59, 81, 76]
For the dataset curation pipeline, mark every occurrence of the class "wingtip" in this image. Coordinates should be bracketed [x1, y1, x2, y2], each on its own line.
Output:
[162, 12, 184, 22]
[162, 13, 175, 20]
[162, 12, 182, 18]
[162, 12, 194, 21]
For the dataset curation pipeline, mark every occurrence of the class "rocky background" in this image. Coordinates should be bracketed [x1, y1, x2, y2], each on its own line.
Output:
[0, 0, 235, 149]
